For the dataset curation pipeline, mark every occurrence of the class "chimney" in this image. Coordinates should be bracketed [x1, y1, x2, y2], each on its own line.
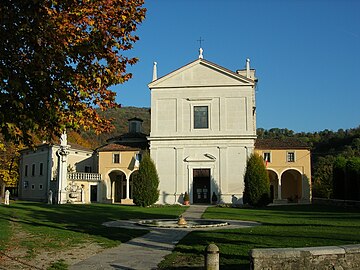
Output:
[152, 62, 157, 81]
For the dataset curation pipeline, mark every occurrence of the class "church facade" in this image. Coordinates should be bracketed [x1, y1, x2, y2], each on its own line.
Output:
[148, 57, 257, 204]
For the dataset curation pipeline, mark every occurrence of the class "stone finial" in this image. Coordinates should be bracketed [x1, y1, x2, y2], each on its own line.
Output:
[246, 58, 251, 78]
[60, 131, 67, 146]
[4, 190, 10, 205]
[152, 62, 157, 81]
[48, 190, 53, 204]
[199, 48, 204, 59]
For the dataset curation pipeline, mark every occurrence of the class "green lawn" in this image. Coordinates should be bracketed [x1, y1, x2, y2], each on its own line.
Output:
[2, 202, 360, 270]
[0, 201, 186, 268]
[158, 204, 360, 270]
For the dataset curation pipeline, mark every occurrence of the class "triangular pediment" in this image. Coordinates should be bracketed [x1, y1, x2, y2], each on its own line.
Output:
[149, 59, 254, 89]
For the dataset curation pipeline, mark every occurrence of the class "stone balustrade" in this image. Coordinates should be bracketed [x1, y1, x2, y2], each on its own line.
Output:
[250, 244, 360, 270]
[67, 172, 101, 182]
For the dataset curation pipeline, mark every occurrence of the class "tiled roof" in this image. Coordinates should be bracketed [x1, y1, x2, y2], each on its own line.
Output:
[255, 138, 310, 150]
[110, 132, 148, 140]
[96, 143, 142, 152]
[128, 117, 144, 122]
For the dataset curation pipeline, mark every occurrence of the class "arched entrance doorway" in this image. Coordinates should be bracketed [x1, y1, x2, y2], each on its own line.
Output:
[267, 170, 279, 202]
[281, 169, 302, 202]
[109, 170, 127, 203]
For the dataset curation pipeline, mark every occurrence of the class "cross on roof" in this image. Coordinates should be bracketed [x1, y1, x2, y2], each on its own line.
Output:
[197, 37, 204, 48]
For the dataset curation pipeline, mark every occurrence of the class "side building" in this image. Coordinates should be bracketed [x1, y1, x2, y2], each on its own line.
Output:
[18, 118, 147, 204]
[97, 118, 148, 204]
[19, 140, 98, 203]
[254, 138, 311, 203]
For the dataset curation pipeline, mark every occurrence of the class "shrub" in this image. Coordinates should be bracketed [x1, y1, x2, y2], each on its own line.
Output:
[243, 153, 270, 207]
[183, 192, 189, 201]
[312, 156, 334, 199]
[132, 152, 160, 207]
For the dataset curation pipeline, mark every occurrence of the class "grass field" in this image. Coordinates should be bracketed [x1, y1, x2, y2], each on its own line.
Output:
[1, 202, 360, 270]
[0, 201, 186, 269]
[158, 204, 360, 269]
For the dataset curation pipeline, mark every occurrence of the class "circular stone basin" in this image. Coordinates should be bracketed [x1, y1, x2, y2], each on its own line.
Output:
[137, 219, 229, 228]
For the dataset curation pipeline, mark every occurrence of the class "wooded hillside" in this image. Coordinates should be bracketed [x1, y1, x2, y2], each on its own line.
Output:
[68, 106, 151, 148]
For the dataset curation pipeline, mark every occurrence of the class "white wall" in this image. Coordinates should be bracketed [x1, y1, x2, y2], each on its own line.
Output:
[149, 59, 257, 204]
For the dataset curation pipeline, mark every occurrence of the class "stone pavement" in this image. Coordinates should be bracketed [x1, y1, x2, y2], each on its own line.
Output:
[69, 205, 208, 270]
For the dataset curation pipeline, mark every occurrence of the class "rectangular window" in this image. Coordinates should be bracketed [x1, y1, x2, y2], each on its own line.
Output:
[263, 152, 271, 163]
[130, 122, 138, 133]
[135, 153, 142, 162]
[31, 164, 35, 176]
[24, 181, 29, 189]
[39, 163, 44, 176]
[134, 153, 142, 167]
[31, 184, 35, 190]
[113, 153, 120, 163]
[287, 152, 295, 162]
[25, 165, 28, 177]
[39, 184, 43, 190]
[194, 106, 209, 129]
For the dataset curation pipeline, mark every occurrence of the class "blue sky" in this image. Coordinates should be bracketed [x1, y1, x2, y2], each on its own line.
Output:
[114, 0, 360, 133]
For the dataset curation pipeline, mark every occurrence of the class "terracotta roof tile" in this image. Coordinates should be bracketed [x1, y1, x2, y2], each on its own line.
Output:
[109, 132, 148, 140]
[97, 143, 143, 152]
[255, 138, 310, 150]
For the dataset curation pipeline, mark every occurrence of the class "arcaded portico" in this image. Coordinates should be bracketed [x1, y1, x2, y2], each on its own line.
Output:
[255, 138, 311, 203]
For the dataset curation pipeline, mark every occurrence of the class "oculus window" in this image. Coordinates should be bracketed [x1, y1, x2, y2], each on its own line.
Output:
[194, 106, 209, 129]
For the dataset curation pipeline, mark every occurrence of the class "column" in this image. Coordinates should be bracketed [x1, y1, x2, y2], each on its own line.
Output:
[111, 180, 115, 203]
[278, 176, 282, 200]
[126, 176, 130, 199]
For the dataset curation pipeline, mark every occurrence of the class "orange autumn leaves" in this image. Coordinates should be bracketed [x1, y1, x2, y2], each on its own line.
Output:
[0, 0, 146, 146]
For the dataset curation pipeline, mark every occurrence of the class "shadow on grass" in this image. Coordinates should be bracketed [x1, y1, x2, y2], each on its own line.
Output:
[2, 202, 186, 246]
[165, 204, 360, 270]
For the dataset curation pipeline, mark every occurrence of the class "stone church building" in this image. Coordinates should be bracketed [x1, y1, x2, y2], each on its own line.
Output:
[148, 55, 257, 204]
[18, 51, 311, 205]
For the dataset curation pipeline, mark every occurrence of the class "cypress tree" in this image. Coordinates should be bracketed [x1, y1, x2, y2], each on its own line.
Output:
[132, 152, 160, 207]
[333, 156, 347, 199]
[243, 153, 271, 207]
[345, 157, 360, 201]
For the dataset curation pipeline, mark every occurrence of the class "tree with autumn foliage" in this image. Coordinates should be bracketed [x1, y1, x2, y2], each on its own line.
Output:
[0, 138, 21, 198]
[0, 0, 146, 146]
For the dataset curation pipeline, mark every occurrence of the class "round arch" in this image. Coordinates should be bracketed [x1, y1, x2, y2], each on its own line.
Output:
[108, 170, 127, 203]
[267, 169, 279, 202]
[280, 169, 302, 202]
